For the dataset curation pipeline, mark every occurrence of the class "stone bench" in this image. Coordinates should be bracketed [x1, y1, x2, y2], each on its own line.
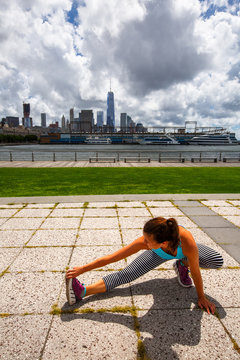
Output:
[159, 157, 185, 163]
[191, 157, 217, 163]
[124, 157, 151, 163]
[222, 157, 240, 162]
[89, 157, 116, 163]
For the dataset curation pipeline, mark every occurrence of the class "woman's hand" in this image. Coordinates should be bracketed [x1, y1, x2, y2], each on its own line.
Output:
[66, 266, 83, 279]
[198, 296, 216, 315]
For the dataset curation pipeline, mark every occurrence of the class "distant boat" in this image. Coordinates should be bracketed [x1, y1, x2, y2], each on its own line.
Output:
[187, 133, 238, 145]
[139, 135, 179, 145]
[85, 136, 112, 144]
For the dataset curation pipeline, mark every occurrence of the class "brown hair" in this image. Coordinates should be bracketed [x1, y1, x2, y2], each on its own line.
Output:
[143, 217, 180, 251]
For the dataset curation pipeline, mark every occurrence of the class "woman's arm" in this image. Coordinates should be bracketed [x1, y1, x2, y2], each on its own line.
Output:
[66, 236, 148, 279]
[181, 230, 216, 315]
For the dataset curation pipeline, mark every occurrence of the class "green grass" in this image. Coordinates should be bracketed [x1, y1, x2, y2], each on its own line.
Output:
[1, 167, 240, 197]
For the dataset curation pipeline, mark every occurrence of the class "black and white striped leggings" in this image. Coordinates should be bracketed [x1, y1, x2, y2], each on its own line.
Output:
[103, 243, 224, 291]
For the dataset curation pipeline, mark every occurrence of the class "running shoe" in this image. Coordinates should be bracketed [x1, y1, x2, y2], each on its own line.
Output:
[66, 277, 86, 305]
[174, 260, 193, 288]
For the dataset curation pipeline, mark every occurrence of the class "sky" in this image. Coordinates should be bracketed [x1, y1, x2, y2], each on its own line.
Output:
[0, 0, 240, 137]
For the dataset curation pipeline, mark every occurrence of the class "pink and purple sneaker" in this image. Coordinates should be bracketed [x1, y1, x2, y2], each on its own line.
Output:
[66, 277, 86, 305]
[174, 260, 193, 288]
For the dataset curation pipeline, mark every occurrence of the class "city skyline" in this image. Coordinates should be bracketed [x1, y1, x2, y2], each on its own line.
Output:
[0, 1, 240, 137]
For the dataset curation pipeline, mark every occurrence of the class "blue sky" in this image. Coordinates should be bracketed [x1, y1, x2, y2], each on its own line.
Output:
[0, 0, 240, 138]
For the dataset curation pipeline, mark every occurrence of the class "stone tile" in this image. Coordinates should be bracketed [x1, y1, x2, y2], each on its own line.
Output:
[146, 201, 174, 207]
[150, 207, 184, 217]
[190, 215, 235, 228]
[0, 218, 7, 227]
[88, 202, 116, 208]
[121, 229, 143, 245]
[76, 229, 122, 246]
[84, 208, 117, 217]
[59, 271, 133, 311]
[171, 216, 198, 228]
[56, 202, 85, 208]
[0, 315, 52, 360]
[218, 308, 240, 346]
[0, 248, 21, 273]
[9, 247, 72, 272]
[0, 230, 33, 247]
[25, 203, 55, 208]
[1, 218, 44, 230]
[116, 201, 145, 207]
[70, 246, 126, 270]
[118, 208, 150, 217]
[28, 229, 78, 246]
[137, 310, 239, 360]
[201, 200, 232, 207]
[119, 217, 150, 229]
[0, 272, 63, 313]
[42, 312, 137, 360]
[50, 208, 84, 217]
[0, 204, 24, 208]
[0, 209, 18, 217]
[40, 217, 80, 229]
[179, 207, 216, 216]
[209, 206, 240, 216]
[229, 200, 240, 206]
[81, 217, 119, 229]
[224, 216, 240, 227]
[14, 208, 52, 218]
[173, 200, 202, 207]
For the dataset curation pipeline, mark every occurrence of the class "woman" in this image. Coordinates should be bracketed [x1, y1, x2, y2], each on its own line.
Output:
[66, 217, 223, 314]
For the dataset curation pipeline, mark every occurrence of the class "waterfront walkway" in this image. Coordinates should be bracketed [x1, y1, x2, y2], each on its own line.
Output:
[0, 160, 240, 167]
[0, 195, 240, 359]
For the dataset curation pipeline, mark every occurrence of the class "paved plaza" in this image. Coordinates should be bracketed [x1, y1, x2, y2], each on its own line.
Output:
[0, 196, 240, 359]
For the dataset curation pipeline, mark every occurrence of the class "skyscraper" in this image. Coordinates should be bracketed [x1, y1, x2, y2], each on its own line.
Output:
[107, 91, 115, 130]
[41, 113, 46, 127]
[97, 111, 104, 127]
[23, 103, 31, 128]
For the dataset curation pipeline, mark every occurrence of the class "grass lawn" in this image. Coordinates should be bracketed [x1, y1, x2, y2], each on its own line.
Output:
[0, 167, 240, 197]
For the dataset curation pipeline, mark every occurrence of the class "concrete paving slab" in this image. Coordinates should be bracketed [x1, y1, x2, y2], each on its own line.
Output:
[0, 218, 7, 227]
[121, 229, 143, 245]
[56, 202, 85, 208]
[13, 208, 52, 217]
[171, 216, 198, 228]
[42, 312, 137, 360]
[9, 247, 72, 272]
[28, 229, 78, 246]
[49, 208, 84, 217]
[201, 200, 233, 207]
[76, 229, 122, 246]
[59, 271, 133, 311]
[119, 217, 150, 229]
[189, 215, 235, 228]
[116, 201, 145, 207]
[84, 208, 117, 217]
[25, 203, 56, 208]
[0, 272, 63, 313]
[0, 204, 24, 208]
[81, 217, 119, 229]
[218, 308, 240, 346]
[0, 248, 21, 273]
[88, 202, 116, 208]
[137, 310, 239, 360]
[0, 315, 52, 360]
[1, 217, 44, 230]
[0, 209, 19, 217]
[118, 208, 150, 217]
[40, 217, 80, 229]
[179, 206, 217, 216]
[146, 201, 174, 207]
[224, 215, 240, 227]
[70, 246, 126, 270]
[150, 207, 184, 217]
[229, 200, 240, 206]
[0, 229, 33, 247]
[173, 200, 202, 207]
[209, 206, 240, 216]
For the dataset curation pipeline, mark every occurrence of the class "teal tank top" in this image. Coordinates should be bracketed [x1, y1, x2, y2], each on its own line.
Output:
[152, 225, 185, 260]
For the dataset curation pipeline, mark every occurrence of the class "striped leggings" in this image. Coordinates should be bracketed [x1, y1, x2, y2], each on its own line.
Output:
[103, 243, 224, 292]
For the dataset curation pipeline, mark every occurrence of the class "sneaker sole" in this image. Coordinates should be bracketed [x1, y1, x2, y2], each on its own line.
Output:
[65, 277, 77, 305]
[173, 262, 193, 288]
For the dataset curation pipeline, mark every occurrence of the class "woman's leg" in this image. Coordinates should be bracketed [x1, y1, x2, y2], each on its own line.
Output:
[181, 243, 224, 269]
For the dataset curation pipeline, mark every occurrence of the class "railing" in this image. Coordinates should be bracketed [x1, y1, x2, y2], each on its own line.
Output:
[2, 150, 240, 162]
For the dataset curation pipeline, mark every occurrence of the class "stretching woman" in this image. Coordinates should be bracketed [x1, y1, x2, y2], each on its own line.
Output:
[66, 217, 223, 314]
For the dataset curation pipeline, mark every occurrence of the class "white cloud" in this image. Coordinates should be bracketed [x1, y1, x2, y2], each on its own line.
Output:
[0, 0, 240, 138]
